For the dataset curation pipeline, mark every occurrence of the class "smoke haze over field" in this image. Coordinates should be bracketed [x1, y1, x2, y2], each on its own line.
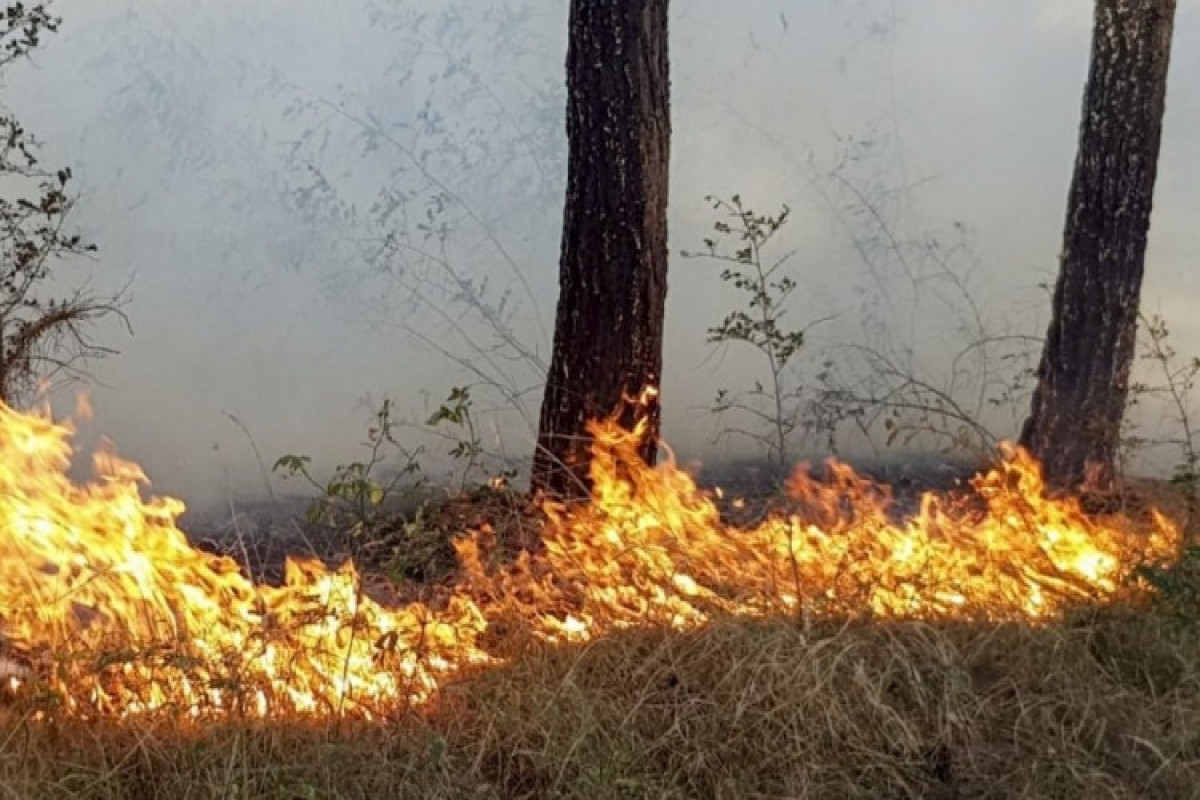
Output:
[4, 0, 1198, 507]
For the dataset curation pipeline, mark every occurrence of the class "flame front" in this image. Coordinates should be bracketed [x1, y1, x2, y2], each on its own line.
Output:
[0, 402, 1181, 719]
[0, 404, 489, 717]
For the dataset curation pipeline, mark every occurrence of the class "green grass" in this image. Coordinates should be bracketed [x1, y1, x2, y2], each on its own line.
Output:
[4, 607, 1200, 799]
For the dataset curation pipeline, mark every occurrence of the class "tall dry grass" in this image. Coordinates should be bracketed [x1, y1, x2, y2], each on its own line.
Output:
[3, 608, 1200, 799]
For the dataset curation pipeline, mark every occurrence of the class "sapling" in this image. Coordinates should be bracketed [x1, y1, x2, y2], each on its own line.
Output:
[684, 195, 809, 477]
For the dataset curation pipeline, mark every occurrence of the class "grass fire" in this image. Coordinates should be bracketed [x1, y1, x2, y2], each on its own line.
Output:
[0, 400, 1182, 722]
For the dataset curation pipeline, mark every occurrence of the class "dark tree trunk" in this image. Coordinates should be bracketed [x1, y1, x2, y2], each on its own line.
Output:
[1020, 0, 1175, 490]
[531, 0, 671, 498]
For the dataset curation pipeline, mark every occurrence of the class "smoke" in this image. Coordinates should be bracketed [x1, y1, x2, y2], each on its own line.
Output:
[4, 0, 1199, 507]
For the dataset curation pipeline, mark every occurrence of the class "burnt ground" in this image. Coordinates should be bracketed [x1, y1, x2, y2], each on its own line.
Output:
[695, 454, 981, 521]
[181, 455, 983, 593]
[183, 494, 330, 584]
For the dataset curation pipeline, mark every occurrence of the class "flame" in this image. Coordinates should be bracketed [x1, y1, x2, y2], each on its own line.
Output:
[0, 401, 1181, 719]
[0, 404, 489, 718]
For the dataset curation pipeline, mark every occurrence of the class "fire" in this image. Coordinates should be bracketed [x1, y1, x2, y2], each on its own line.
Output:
[0, 401, 1182, 719]
[460, 420, 1179, 638]
[0, 404, 489, 718]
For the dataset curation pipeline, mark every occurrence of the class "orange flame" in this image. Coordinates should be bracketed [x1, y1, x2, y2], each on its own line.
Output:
[0, 404, 488, 718]
[0, 402, 1181, 719]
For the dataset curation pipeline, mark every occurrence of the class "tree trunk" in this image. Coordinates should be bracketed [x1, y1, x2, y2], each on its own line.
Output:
[1020, 0, 1175, 490]
[531, 0, 671, 498]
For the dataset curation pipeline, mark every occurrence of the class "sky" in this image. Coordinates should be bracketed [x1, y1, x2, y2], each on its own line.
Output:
[3, 0, 1198, 508]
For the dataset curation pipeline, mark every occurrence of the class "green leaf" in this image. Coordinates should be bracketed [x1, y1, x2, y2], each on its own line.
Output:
[273, 454, 312, 474]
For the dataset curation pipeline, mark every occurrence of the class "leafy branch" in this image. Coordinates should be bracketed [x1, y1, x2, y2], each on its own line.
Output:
[0, 4, 127, 403]
[274, 398, 426, 542]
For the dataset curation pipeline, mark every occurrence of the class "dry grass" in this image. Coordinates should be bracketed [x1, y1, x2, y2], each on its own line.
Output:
[7, 476, 1198, 798]
[4, 607, 1200, 799]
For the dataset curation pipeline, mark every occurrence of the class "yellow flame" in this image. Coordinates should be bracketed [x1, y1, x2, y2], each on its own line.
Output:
[0, 402, 1181, 719]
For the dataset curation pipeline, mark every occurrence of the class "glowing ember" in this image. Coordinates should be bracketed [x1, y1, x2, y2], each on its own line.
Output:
[0, 401, 1181, 719]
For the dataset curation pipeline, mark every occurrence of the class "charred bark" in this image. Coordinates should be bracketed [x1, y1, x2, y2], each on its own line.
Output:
[1020, 0, 1175, 490]
[531, 0, 670, 498]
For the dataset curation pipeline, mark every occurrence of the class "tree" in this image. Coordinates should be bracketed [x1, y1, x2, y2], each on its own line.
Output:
[1020, 0, 1175, 490]
[531, 0, 671, 498]
[0, 3, 124, 404]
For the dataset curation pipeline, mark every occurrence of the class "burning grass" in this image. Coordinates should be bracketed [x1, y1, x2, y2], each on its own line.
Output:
[4, 611, 1200, 798]
[2, 398, 1199, 794]
[0, 398, 1186, 718]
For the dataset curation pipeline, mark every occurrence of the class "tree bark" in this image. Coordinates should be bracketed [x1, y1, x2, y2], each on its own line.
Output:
[1020, 0, 1175, 490]
[531, 0, 671, 498]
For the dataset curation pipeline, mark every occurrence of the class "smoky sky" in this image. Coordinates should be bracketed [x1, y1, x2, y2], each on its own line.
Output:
[4, 0, 1198, 508]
